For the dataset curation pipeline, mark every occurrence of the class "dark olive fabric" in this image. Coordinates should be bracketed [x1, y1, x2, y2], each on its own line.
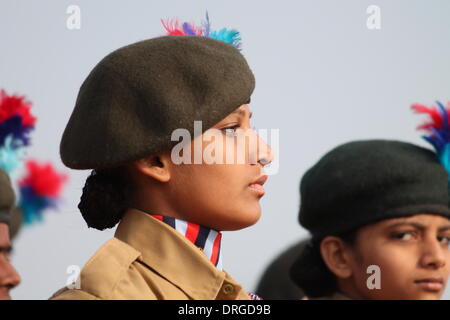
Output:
[60, 35, 255, 170]
[299, 140, 450, 238]
[0, 169, 16, 225]
[9, 207, 23, 239]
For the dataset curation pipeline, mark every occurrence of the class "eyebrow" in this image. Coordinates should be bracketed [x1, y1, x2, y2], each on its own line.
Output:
[231, 109, 253, 119]
[388, 222, 425, 230]
[387, 222, 450, 232]
[438, 225, 450, 232]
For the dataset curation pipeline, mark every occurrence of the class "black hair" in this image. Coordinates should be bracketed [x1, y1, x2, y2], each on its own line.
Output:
[289, 228, 359, 298]
[78, 167, 133, 230]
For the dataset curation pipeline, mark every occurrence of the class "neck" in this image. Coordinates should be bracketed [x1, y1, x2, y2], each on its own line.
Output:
[336, 278, 366, 300]
[131, 186, 187, 221]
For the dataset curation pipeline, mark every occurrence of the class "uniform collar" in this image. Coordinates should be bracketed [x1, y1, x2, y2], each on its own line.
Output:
[149, 214, 223, 270]
[114, 208, 249, 300]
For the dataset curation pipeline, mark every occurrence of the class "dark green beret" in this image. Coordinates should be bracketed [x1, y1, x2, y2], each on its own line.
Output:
[60, 35, 255, 170]
[9, 207, 23, 239]
[299, 140, 450, 238]
[0, 169, 16, 226]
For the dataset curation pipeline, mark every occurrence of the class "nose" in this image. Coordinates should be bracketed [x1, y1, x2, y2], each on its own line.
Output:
[0, 257, 21, 299]
[419, 238, 447, 269]
[256, 133, 274, 167]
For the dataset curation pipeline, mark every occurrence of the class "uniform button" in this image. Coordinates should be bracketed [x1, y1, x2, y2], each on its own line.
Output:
[222, 284, 235, 295]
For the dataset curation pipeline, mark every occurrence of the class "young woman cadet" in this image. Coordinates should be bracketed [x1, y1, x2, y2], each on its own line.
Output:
[50, 17, 273, 300]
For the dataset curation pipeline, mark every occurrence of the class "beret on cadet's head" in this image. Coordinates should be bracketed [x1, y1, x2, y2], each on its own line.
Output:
[299, 140, 450, 238]
[0, 169, 16, 225]
[60, 35, 255, 170]
[9, 207, 23, 239]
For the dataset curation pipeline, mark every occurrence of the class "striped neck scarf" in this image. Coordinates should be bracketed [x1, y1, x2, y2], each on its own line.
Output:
[150, 215, 223, 270]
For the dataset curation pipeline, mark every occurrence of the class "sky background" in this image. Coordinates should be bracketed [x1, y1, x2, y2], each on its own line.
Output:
[2, 0, 450, 299]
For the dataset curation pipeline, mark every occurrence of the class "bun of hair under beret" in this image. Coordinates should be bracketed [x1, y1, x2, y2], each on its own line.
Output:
[78, 168, 130, 230]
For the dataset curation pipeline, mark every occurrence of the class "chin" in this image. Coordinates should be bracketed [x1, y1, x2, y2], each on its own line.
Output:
[386, 290, 442, 300]
[413, 292, 442, 300]
[223, 207, 261, 231]
[214, 208, 261, 231]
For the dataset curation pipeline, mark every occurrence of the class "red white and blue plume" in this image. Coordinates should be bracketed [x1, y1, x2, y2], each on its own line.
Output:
[0, 89, 36, 173]
[161, 12, 242, 49]
[17, 160, 67, 225]
[412, 101, 450, 172]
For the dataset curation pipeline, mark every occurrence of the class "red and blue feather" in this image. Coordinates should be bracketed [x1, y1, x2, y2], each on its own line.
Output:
[412, 101, 450, 172]
[18, 160, 67, 225]
[161, 12, 242, 49]
[0, 89, 36, 173]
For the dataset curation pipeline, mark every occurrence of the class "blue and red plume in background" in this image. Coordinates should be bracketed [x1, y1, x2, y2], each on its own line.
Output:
[18, 160, 67, 225]
[0, 89, 36, 173]
[161, 12, 242, 50]
[412, 101, 450, 173]
[1, 88, 68, 227]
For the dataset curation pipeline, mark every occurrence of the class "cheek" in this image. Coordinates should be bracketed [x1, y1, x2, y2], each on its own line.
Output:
[174, 164, 241, 196]
[368, 249, 411, 282]
[440, 250, 450, 285]
[354, 243, 420, 298]
[169, 164, 261, 230]
[168, 134, 263, 229]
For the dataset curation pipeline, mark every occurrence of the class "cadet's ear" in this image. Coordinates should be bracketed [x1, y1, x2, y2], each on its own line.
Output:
[132, 152, 171, 183]
[320, 236, 353, 279]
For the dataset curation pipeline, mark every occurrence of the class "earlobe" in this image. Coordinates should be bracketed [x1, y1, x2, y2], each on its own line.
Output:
[133, 154, 171, 183]
[320, 236, 353, 279]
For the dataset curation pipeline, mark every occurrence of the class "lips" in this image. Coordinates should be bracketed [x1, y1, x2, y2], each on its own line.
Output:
[414, 278, 444, 292]
[248, 175, 268, 196]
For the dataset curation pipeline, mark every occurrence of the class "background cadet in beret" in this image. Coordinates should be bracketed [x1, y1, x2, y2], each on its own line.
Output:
[290, 139, 450, 300]
[50, 15, 273, 300]
[255, 239, 307, 299]
[0, 88, 66, 299]
[0, 169, 21, 300]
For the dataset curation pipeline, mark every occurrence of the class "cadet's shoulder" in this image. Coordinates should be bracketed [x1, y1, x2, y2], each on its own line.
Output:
[50, 238, 142, 300]
[49, 287, 99, 300]
[82, 237, 141, 273]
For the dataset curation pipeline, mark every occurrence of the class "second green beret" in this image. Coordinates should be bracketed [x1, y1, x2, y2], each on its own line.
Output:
[299, 140, 450, 238]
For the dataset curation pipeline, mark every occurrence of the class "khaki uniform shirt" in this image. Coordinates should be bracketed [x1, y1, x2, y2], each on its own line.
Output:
[50, 208, 250, 300]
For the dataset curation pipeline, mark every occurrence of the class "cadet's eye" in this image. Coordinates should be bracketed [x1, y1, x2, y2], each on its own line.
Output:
[221, 124, 240, 137]
[392, 231, 415, 241]
[437, 236, 450, 246]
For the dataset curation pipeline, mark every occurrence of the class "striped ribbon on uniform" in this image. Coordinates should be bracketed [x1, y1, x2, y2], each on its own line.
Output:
[151, 215, 223, 270]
